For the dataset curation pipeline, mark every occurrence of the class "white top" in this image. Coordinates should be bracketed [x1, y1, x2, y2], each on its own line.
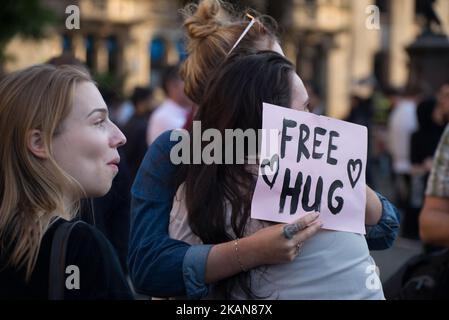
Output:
[387, 99, 418, 174]
[147, 99, 190, 145]
[169, 184, 385, 300]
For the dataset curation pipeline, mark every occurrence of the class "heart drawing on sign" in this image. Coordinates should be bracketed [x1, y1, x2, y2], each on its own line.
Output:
[261, 154, 280, 189]
[347, 159, 362, 188]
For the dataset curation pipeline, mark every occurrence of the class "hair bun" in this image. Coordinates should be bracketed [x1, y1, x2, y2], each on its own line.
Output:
[182, 0, 225, 40]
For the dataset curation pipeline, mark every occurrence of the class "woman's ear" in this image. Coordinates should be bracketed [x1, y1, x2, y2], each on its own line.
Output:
[27, 129, 48, 159]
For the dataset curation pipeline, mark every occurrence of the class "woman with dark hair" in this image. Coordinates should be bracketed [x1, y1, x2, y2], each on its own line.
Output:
[168, 51, 385, 299]
[128, 0, 399, 299]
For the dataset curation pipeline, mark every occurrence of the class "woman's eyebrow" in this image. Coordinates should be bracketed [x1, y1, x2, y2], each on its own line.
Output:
[86, 108, 108, 118]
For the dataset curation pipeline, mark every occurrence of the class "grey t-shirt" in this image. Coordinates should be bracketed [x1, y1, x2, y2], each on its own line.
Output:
[169, 184, 384, 300]
[227, 230, 384, 300]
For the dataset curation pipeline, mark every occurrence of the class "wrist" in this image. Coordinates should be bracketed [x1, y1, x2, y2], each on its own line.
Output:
[237, 235, 264, 270]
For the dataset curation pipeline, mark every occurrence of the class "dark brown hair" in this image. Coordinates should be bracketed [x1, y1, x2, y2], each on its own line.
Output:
[180, 51, 294, 298]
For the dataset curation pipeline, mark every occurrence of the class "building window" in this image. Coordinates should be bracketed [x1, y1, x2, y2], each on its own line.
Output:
[85, 35, 95, 70]
[149, 37, 167, 87]
[107, 35, 118, 74]
[150, 37, 166, 68]
[62, 34, 73, 52]
[176, 38, 188, 61]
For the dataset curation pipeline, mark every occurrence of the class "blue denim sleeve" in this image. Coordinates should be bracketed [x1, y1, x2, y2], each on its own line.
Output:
[365, 192, 401, 251]
[128, 130, 210, 298]
[183, 245, 213, 299]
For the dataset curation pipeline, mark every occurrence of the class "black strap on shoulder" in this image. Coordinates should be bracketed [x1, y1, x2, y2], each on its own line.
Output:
[48, 220, 82, 300]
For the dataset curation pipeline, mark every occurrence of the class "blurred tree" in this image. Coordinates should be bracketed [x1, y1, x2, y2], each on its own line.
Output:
[0, 0, 56, 70]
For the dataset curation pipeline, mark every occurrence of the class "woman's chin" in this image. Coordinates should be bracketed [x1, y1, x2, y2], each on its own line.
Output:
[86, 183, 112, 198]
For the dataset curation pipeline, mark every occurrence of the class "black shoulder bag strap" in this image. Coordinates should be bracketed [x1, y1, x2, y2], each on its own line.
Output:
[48, 220, 82, 300]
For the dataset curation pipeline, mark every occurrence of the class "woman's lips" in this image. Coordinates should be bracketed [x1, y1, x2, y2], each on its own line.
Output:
[107, 158, 120, 172]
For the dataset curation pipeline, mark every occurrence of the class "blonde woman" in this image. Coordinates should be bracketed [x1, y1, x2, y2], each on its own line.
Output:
[0, 64, 132, 299]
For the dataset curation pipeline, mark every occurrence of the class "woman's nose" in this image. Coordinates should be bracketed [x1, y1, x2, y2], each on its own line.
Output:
[110, 123, 127, 148]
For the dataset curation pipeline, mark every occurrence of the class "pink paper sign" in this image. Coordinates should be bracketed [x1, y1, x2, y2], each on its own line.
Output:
[251, 103, 367, 234]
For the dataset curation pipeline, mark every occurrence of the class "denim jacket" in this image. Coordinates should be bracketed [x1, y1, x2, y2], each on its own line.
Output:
[128, 131, 400, 299]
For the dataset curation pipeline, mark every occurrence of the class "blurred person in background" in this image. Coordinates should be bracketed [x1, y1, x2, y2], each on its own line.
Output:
[146, 65, 192, 145]
[409, 85, 449, 240]
[115, 100, 135, 128]
[419, 84, 449, 251]
[123, 86, 154, 181]
[346, 94, 373, 129]
[345, 93, 374, 186]
[387, 85, 421, 238]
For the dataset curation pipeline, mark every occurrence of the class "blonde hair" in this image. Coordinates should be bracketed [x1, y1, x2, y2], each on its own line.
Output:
[0, 64, 92, 280]
[180, 0, 278, 104]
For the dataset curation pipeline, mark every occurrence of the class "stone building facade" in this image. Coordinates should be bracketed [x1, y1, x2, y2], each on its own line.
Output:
[4, 0, 449, 118]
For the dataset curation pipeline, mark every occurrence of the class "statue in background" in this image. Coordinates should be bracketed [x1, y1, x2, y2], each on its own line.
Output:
[416, 0, 445, 35]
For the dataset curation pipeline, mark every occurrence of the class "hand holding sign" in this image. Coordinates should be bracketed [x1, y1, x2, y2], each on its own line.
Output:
[251, 103, 367, 234]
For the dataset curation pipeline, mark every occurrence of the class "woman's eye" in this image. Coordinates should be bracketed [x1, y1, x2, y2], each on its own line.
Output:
[94, 118, 106, 127]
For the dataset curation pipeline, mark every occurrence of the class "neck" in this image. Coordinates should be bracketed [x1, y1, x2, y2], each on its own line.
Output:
[59, 194, 78, 220]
